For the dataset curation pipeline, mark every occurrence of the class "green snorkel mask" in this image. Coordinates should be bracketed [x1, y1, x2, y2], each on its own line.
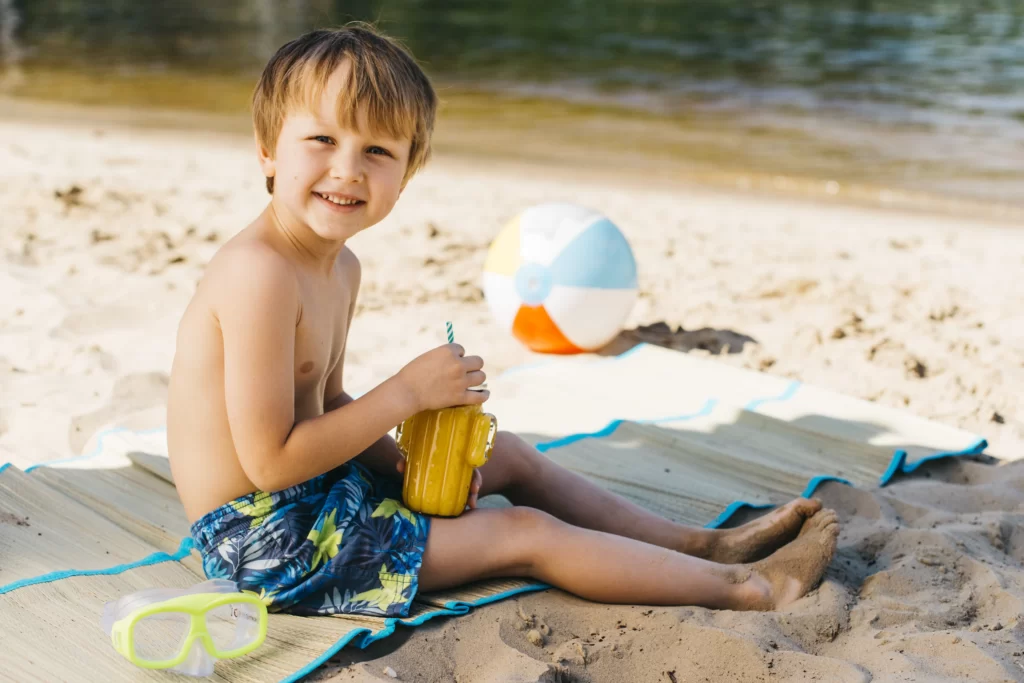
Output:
[101, 579, 268, 677]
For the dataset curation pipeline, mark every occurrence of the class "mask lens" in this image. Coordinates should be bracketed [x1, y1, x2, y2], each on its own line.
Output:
[205, 602, 261, 654]
[132, 611, 191, 662]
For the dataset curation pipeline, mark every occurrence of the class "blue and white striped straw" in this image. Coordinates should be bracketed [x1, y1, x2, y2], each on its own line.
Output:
[446, 321, 454, 344]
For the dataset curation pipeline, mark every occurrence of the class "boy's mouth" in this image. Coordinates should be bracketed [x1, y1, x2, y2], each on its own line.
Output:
[314, 191, 366, 211]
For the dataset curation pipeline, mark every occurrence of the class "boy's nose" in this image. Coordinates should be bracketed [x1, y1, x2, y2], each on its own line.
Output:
[329, 150, 365, 183]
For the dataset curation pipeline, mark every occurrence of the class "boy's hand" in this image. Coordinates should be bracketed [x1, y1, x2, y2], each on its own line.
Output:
[396, 343, 489, 413]
[396, 458, 483, 509]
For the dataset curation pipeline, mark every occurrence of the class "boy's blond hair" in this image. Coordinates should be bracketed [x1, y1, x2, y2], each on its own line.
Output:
[252, 23, 437, 194]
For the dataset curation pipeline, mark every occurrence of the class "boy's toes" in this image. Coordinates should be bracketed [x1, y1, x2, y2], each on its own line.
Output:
[796, 497, 823, 517]
[815, 508, 839, 530]
[772, 497, 820, 527]
[799, 508, 837, 536]
[799, 509, 840, 548]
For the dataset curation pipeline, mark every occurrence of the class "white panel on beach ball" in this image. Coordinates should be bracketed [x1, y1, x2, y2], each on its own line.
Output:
[543, 286, 639, 351]
[482, 202, 638, 354]
[518, 202, 606, 267]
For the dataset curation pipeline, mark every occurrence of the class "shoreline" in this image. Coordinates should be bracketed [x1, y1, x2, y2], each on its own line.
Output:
[2, 80, 1022, 226]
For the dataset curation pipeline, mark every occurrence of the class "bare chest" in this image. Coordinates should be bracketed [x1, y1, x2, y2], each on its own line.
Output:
[293, 284, 351, 404]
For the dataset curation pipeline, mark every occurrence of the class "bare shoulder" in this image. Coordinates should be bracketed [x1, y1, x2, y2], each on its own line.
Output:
[337, 245, 362, 290]
[202, 238, 301, 324]
[334, 245, 362, 315]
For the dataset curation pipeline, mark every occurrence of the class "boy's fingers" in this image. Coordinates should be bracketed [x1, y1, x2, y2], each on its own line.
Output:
[465, 370, 486, 387]
[396, 459, 405, 474]
[448, 343, 465, 358]
[462, 355, 484, 372]
[464, 389, 490, 404]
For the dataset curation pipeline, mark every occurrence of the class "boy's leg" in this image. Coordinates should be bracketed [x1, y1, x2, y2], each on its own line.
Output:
[418, 505, 839, 610]
[477, 432, 821, 563]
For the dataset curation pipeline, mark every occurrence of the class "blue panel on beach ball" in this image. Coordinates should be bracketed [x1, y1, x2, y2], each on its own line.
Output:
[550, 219, 638, 290]
[515, 262, 554, 306]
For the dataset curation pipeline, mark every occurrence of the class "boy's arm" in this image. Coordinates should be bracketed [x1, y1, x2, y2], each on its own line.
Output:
[217, 246, 418, 492]
[321, 247, 404, 478]
[324, 392, 405, 478]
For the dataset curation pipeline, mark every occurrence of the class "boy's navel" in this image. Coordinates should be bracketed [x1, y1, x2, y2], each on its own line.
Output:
[299, 361, 315, 373]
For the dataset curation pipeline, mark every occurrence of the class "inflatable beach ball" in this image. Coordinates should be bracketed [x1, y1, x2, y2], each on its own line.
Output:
[482, 203, 638, 354]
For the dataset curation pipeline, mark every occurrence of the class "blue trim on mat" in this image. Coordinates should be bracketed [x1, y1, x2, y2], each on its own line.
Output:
[279, 582, 551, 683]
[801, 474, 854, 497]
[535, 398, 717, 453]
[701, 475, 856, 529]
[536, 420, 625, 453]
[525, 355, 986, 529]
[704, 501, 774, 529]
[0, 463, 10, 475]
[23, 426, 167, 473]
[879, 437, 988, 486]
[0, 537, 194, 596]
[745, 380, 801, 411]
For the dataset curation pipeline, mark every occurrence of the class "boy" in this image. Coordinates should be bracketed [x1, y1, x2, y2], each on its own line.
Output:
[167, 24, 838, 619]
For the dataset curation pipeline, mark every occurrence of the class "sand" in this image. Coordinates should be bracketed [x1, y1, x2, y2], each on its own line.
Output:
[1, 107, 1023, 681]
[321, 458, 1024, 683]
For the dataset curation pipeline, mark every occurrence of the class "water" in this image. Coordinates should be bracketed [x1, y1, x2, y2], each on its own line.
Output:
[3, 0, 1023, 210]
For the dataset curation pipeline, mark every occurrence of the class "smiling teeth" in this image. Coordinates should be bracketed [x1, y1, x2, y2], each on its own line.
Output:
[318, 193, 361, 205]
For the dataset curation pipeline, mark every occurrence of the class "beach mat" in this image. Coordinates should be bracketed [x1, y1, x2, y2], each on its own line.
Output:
[0, 461, 543, 682]
[490, 344, 985, 478]
[0, 344, 989, 681]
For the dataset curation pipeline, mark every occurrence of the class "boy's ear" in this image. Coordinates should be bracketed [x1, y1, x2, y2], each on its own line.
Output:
[255, 134, 276, 182]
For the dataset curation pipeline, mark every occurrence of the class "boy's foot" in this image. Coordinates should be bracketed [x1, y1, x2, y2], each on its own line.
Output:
[749, 509, 840, 610]
[708, 497, 822, 564]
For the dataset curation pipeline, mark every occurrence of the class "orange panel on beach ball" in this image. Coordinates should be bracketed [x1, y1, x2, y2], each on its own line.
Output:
[511, 305, 582, 355]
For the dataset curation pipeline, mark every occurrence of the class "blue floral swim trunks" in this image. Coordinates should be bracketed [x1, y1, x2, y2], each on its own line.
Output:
[189, 462, 431, 618]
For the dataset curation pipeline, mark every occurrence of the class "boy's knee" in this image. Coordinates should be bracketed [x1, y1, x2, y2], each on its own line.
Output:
[494, 431, 543, 480]
[465, 506, 559, 577]
[505, 504, 555, 530]
[503, 506, 559, 562]
[494, 430, 522, 455]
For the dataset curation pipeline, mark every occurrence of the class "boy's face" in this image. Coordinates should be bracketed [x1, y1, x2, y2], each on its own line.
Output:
[259, 63, 412, 243]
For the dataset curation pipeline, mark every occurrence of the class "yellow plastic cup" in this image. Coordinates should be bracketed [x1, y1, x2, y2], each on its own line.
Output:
[395, 404, 497, 516]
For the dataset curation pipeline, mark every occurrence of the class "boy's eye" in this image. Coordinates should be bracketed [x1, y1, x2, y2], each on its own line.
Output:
[367, 146, 392, 157]
[311, 135, 334, 144]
